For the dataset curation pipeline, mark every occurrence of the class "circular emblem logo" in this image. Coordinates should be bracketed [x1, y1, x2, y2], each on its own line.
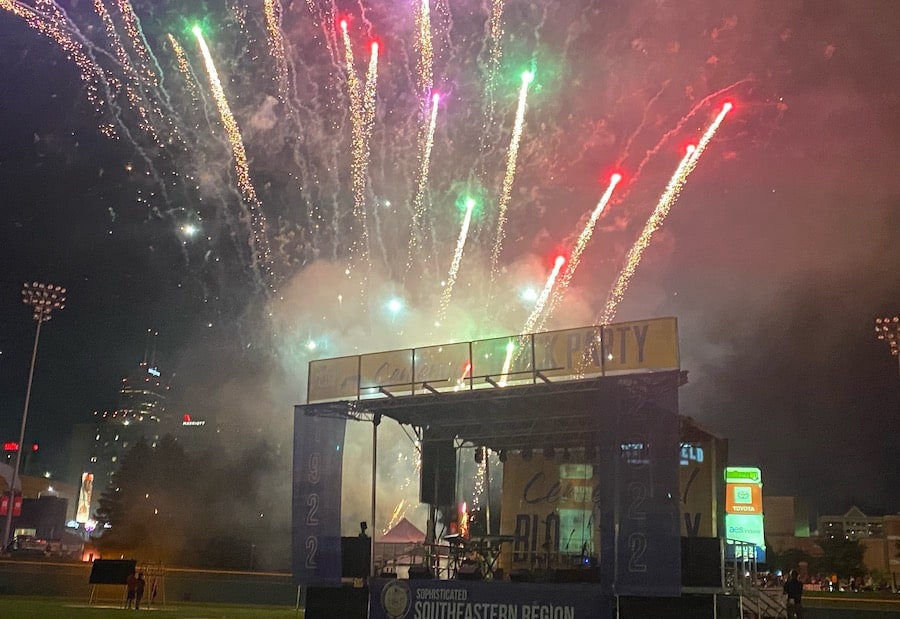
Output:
[380, 579, 411, 619]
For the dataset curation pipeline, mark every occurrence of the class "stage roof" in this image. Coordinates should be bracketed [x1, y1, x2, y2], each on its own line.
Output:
[299, 370, 687, 454]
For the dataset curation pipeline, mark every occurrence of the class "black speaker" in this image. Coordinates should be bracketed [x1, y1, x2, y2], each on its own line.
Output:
[681, 537, 723, 588]
[509, 569, 532, 582]
[408, 565, 434, 579]
[457, 562, 482, 580]
[341, 536, 371, 578]
[419, 436, 456, 506]
[549, 568, 601, 583]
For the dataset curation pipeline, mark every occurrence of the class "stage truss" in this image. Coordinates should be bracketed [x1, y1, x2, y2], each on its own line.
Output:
[300, 370, 687, 454]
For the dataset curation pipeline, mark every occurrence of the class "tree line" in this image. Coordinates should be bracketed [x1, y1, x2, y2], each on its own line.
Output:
[92, 435, 291, 570]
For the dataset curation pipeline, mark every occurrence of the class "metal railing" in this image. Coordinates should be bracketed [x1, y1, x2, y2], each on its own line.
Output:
[307, 319, 679, 403]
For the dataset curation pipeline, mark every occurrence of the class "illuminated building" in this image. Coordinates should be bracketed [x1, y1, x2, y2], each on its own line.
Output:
[168, 413, 218, 453]
[0, 474, 79, 546]
[116, 359, 168, 423]
[65, 357, 170, 525]
[818, 505, 885, 540]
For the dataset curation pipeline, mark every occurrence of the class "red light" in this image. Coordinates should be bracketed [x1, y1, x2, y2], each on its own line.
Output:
[31, 443, 38, 452]
[548, 245, 569, 269]
[3, 442, 18, 452]
[598, 166, 627, 186]
[722, 101, 734, 112]
[370, 41, 379, 54]
[183, 414, 192, 422]
[461, 361, 472, 379]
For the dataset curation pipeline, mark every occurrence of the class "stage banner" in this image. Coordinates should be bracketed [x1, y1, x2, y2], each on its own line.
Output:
[499, 454, 597, 574]
[76, 472, 94, 524]
[0, 493, 22, 517]
[679, 437, 717, 537]
[599, 383, 682, 597]
[308, 355, 359, 403]
[369, 578, 611, 619]
[292, 405, 347, 586]
[307, 318, 680, 403]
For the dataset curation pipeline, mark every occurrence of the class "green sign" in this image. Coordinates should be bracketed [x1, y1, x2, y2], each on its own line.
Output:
[724, 466, 761, 484]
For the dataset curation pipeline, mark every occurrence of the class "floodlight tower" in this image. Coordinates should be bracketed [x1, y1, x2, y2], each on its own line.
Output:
[875, 316, 900, 376]
[2, 282, 66, 549]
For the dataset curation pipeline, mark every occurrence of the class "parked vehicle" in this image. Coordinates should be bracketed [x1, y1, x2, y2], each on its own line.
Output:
[5, 535, 60, 556]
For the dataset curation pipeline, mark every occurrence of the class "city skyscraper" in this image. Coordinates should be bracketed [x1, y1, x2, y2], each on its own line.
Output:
[66, 351, 170, 529]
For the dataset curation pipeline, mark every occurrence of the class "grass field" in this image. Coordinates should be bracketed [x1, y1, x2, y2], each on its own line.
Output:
[0, 597, 306, 618]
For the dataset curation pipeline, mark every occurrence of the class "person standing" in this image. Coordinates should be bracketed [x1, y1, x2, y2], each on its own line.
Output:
[124, 572, 137, 609]
[134, 572, 146, 610]
[783, 569, 804, 619]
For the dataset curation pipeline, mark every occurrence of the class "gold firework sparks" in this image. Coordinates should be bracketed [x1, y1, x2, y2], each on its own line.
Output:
[341, 21, 378, 307]
[437, 196, 475, 324]
[263, 0, 289, 97]
[166, 33, 199, 104]
[193, 26, 275, 291]
[536, 174, 622, 332]
[520, 255, 566, 336]
[600, 103, 732, 324]
[490, 69, 533, 288]
[406, 93, 440, 277]
[414, 0, 433, 100]
[1, 0, 108, 129]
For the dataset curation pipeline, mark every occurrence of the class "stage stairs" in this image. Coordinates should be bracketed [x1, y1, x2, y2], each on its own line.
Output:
[724, 542, 787, 619]
[737, 588, 787, 619]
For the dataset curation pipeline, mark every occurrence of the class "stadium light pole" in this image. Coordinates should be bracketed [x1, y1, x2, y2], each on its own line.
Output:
[2, 282, 66, 550]
[875, 316, 900, 377]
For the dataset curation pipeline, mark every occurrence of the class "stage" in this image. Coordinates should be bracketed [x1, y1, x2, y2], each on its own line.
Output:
[293, 320, 715, 618]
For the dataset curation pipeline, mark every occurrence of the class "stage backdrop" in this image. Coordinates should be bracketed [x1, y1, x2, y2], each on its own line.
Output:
[499, 384, 681, 597]
[500, 454, 598, 572]
[292, 406, 347, 586]
[679, 436, 718, 537]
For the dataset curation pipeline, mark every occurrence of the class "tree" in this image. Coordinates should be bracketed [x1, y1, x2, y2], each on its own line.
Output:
[93, 436, 192, 563]
[92, 434, 292, 569]
[816, 535, 865, 580]
[93, 438, 154, 551]
[766, 544, 816, 575]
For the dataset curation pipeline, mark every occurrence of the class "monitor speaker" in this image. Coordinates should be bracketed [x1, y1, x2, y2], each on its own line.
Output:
[457, 562, 482, 581]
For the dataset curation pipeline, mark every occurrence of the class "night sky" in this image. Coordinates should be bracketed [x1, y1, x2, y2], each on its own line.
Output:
[1, 0, 899, 528]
